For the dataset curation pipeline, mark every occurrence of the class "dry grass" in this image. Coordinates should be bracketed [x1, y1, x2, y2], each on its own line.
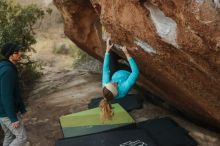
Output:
[30, 30, 74, 72]
[16, 0, 101, 73]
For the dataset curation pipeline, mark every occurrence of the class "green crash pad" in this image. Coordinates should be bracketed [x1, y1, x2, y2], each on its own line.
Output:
[60, 103, 134, 138]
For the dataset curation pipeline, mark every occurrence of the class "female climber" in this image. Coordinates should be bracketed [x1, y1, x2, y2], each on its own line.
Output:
[100, 37, 139, 121]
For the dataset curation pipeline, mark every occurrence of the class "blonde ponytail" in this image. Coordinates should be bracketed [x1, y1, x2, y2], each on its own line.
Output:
[99, 98, 114, 121]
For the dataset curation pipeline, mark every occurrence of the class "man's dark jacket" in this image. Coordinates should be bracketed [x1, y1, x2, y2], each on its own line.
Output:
[0, 59, 26, 122]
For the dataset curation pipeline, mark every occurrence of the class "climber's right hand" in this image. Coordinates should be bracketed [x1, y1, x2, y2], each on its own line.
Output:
[106, 37, 113, 52]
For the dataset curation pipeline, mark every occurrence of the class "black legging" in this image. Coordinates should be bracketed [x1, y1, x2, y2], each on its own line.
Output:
[109, 51, 131, 78]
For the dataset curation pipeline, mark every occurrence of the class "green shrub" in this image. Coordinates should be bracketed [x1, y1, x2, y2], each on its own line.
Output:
[53, 43, 75, 55]
[72, 47, 93, 67]
[18, 61, 43, 90]
[53, 42, 102, 72]
[0, 0, 45, 89]
[72, 47, 102, 72]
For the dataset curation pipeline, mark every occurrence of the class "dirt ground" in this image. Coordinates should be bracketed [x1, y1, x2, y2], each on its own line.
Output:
[25, 69, 102, 146]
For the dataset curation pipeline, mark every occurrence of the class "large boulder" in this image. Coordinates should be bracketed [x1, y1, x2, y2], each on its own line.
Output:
[53, 0, 220, 130]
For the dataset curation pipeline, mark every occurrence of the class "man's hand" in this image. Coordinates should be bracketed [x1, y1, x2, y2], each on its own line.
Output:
[106, 37, 113, 52]
[121, 46, 131, 59]
[12, 121, 20, 128]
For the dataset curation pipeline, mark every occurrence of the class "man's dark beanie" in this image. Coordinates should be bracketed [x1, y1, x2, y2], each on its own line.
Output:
[1, 42, 24, 58]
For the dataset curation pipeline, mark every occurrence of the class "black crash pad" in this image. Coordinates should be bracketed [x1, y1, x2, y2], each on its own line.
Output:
[88, 94, 143, 112]
[56, 129, 157, 146]
[56, 117, 198, 146]
[137, 117, 198, 146]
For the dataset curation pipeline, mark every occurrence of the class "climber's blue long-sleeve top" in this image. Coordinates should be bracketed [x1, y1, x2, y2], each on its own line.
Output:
[102, 52, 139, 99]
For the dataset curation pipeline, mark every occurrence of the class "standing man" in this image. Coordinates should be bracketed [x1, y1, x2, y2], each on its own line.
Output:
[0, 42, 28, 146]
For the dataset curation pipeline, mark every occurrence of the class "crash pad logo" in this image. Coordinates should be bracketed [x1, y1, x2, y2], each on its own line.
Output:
[120, 140, 148, 146]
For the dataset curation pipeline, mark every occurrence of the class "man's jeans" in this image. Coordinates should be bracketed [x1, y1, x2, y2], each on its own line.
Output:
[0, 116, 27, 146]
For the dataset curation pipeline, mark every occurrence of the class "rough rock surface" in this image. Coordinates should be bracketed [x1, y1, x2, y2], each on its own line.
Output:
[53, 0, 220, 130]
